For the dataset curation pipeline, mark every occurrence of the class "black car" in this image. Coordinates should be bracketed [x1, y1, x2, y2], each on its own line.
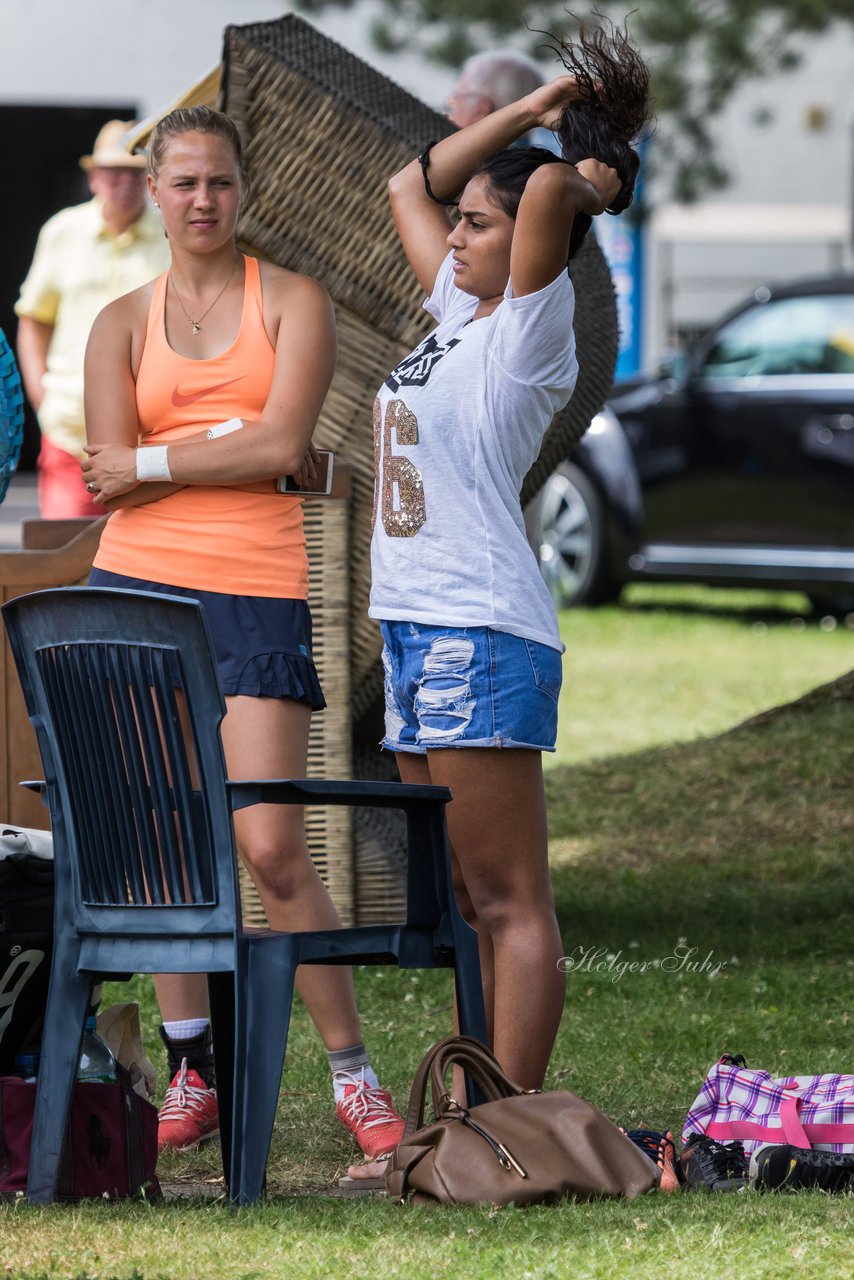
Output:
[531, 273, 854, 613]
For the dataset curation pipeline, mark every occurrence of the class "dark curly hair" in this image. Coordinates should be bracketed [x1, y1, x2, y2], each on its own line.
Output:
[474, 16, 651, 259]
[551, 14, 651, 215]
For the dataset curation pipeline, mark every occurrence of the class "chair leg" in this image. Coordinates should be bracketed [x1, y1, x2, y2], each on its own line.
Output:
[229, 936, 299, 1207]
[26, 944, 92, 1204]
[451, 913, 488, 1046]
[449, 910, 489, 1107]
[207, 971, 236, 1193]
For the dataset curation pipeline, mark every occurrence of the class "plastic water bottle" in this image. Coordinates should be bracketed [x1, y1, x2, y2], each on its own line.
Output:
[14, 1051, 40, 1082]
[77, 1015, 117, 1083]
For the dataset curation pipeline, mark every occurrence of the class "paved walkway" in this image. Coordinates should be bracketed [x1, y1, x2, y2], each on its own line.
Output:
[0, 472, 39, 549]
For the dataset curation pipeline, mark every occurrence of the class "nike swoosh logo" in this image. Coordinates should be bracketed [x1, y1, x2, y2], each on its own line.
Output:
[171, 375, 247, 407]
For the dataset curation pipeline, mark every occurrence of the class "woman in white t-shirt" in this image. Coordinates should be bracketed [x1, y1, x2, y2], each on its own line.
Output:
[368, 26, 650, 1106]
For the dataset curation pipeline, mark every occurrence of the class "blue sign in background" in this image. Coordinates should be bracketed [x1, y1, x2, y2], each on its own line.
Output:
[596, 216, 644, 379]
[594, 144, 647, 380]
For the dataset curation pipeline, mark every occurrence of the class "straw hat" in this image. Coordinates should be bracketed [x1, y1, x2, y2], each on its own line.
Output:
[79, 120, 147, 171]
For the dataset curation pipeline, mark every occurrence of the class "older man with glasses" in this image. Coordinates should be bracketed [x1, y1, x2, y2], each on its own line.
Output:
[447, 49, 561, 152]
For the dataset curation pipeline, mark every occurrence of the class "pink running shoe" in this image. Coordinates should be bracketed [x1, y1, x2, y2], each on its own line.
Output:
[157, 1059, 219, 1152]
[335, 1069, 405, 1159]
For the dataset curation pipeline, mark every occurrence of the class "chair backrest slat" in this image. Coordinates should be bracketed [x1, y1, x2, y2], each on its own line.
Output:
[85, 643, 156, 905]
[39, 645, 124, 903]
[124, 645, 189, 905]
[104, 644, 170, 905]
[147, 648, 212, 904]
[95, 646, 147, 903]
[3, 589, 237, 930]
[78, 644, 136, 904]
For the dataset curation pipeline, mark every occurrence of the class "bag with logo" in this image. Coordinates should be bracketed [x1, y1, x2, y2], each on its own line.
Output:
[683, 1055, 854, 1156]
[0, 1066, 161, 1201]
[0, 827, 53, 1076]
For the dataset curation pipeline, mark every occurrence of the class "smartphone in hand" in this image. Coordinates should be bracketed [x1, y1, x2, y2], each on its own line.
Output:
[277, 450, 334, 495]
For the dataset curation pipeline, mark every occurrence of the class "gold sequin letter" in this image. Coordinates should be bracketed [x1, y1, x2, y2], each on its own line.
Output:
[380, 399, 426, 537]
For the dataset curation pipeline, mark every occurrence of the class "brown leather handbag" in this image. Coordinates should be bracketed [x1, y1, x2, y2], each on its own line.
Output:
[386, 1036, 659, 1206]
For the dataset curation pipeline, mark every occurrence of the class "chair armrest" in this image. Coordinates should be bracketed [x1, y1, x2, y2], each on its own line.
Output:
[20, 780, 49, 810]
[227, 778, 451, 813]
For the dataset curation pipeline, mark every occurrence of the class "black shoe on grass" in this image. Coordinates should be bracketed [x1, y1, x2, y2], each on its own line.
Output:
[680, 1134, 749, 1191]
[750, 1144, 854, 1192]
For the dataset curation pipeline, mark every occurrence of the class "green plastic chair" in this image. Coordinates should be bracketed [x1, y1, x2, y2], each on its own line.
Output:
[2, 587, 486, 1204]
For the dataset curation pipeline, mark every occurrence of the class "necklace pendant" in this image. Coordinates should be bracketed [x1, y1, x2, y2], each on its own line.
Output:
[190, 321, 201, 335]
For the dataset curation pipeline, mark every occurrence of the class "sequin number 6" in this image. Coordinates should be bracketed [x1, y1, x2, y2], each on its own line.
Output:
[372, 398, 426, 537]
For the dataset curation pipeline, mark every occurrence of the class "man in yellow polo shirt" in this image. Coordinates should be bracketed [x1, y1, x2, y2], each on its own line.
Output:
[15, 120, 170, 517]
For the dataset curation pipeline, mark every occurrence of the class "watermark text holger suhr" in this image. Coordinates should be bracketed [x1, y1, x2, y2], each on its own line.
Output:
[557, 944, 727, 982]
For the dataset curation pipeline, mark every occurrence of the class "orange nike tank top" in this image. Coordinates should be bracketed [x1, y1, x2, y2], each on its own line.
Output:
[93, 255, 308, 598]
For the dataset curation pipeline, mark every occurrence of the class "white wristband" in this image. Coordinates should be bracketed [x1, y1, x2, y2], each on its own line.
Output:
[206, 418, 244, 440]
[136, 446, 172, 482]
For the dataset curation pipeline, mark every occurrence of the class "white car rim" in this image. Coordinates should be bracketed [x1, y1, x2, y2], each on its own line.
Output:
[537, 471, 595, 605]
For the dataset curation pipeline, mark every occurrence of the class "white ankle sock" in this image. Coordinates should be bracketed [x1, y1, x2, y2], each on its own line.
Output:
[163, 1018, 209, 1040]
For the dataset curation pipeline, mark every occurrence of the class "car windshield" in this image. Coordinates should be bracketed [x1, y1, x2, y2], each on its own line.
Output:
[701, 294, 854, 378]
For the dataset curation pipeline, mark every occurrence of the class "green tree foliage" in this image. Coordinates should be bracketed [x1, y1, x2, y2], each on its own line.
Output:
[295, 0, 853, 200]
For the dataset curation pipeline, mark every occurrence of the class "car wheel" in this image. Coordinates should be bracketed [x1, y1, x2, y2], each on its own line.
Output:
[532, 462, 618, 608]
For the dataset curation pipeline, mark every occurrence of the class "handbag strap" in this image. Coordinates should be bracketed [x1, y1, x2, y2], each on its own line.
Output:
[402, 1037, 469, 1136]
[402, 1038, 453, 1136]
[429, 1040, 526, 1113]
[402, 1036, 526, 1138]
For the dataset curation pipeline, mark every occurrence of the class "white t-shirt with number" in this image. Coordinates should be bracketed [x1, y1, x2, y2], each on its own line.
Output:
[368, 251, 578, 652]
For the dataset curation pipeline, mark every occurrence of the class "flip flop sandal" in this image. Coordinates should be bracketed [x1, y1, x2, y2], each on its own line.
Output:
[337, 1151, 392, 1193]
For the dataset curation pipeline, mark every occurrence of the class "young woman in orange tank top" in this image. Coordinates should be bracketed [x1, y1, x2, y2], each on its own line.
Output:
[82, 107, 404, 1167]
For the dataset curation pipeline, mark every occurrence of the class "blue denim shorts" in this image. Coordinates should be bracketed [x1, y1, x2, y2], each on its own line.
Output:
[380, 621, 562, 753]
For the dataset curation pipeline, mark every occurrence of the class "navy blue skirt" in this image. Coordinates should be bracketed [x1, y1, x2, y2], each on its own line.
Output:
[88, 569, 326, 710]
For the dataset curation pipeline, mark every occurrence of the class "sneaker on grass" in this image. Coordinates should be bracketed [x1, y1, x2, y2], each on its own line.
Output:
[750, 1144, 854, 1193]
[157, 1059, 220, 1152]
[335, 1069, 405, 1159]
[680, 1134, 749, 1191]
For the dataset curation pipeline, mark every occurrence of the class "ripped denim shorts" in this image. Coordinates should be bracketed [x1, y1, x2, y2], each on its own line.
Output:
[379, 621, 563, 753]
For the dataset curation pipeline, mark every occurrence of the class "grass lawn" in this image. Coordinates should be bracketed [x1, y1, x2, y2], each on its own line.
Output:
[2, 586, 851, 1280]
[555, 583, 854, 764]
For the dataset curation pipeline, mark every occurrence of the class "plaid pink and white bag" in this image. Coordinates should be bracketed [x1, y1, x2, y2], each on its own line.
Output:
[683, 1056, 854, 1156]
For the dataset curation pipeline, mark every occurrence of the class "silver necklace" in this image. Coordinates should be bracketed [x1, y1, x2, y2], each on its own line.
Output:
[169, 258, 239, 335]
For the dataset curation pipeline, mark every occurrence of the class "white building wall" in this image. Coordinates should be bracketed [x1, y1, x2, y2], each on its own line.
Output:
[647, 21, 854, 358]
[0, 0, 456, 116]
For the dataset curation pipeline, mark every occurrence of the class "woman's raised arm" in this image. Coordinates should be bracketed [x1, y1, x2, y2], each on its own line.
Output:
[509, 157, 621, 298]
[388, 77, 588, 295]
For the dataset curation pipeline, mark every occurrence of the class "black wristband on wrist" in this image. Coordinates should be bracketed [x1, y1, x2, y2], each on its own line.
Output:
[418, 142, 458, 207]
[606, 184, 633, 216]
